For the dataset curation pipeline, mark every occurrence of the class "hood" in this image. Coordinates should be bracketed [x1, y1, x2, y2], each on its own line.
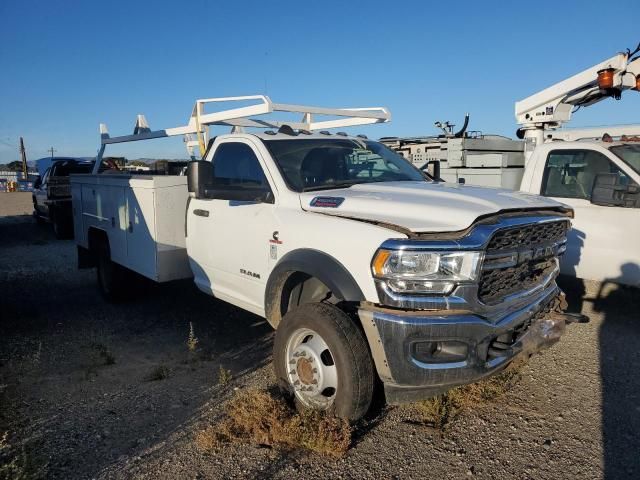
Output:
[300, 181, 566, 233]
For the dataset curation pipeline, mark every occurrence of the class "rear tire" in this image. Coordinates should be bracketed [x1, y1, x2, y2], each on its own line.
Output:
[51, 209, 72, 240]
[33, 199, 45, 225]
[274, 302, 375, 421]
[96, 240, 130, 302]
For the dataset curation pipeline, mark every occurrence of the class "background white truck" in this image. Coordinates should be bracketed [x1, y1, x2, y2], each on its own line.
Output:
[382, 44, 640, 286]
[71, 96, 586, 420]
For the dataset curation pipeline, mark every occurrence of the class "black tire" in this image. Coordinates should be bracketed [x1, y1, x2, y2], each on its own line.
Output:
[51, 209, 72, 240]
[96, 240, 129, 302]
[33, 199, 45, 225]
[274, 302, 375, 421]
[34, 211, 45, 225]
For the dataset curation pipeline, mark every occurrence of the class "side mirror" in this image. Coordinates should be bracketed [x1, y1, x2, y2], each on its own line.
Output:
[33, 177, 42, 189]
[187, 160, 212, 199]
[591, 173, 640, 207]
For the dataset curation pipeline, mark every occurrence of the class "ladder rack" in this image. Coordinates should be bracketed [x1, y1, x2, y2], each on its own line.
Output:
[93, 95, 391, 172]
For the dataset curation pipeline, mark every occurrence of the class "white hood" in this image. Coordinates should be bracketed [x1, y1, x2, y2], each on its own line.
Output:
[300, 181, 566, 233]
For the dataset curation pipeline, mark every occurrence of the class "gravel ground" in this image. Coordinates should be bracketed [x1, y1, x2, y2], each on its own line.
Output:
[1, 191, 639, 479]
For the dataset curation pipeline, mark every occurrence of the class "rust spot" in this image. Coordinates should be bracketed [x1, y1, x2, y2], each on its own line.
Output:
[296, 357, 314, 385]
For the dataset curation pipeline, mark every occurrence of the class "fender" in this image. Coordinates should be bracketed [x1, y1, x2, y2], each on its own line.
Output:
[264, 249, 365, 326]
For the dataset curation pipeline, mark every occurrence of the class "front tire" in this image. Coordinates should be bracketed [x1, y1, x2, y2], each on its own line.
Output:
[274, 302, 375, 421]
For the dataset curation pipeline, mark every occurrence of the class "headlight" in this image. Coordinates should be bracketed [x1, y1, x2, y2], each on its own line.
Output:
[372, 249, 483, 294]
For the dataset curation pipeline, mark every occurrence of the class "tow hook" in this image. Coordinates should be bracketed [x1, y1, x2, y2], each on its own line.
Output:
[551, 312, 590, 324]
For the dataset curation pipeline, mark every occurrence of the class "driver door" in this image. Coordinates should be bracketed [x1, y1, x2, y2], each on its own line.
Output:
[187, 140, 277, 316]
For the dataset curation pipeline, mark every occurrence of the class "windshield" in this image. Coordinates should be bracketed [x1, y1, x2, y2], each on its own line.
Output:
[610, 144, 640, 175]
[263, 138, 427, 192]
[54, 161, 94, 176]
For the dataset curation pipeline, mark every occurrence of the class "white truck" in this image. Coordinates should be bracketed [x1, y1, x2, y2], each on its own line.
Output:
[383, 44, 640, 286]
[71, 96, 586, 420]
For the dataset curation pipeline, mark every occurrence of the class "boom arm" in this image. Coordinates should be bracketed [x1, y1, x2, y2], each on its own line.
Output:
[515, 44, 640, 158]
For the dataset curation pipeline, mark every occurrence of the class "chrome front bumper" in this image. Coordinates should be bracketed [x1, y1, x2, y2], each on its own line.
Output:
[359, 281, 568, 404]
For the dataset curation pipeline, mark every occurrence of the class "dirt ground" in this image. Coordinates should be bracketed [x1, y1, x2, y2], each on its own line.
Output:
[1, 191, 639, 479]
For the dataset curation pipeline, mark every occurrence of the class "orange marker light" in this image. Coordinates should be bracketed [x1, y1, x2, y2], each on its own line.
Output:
[597, 68, 615, 90]
[372, 250, 391, 277]
[635, 75, 640, 91]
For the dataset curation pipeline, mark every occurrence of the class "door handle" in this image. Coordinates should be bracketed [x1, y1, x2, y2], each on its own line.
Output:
[193, 209, 209, 217]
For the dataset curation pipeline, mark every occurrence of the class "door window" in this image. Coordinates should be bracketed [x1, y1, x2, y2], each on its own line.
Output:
[541, 149, 629, 200]
[211, 142, 270, 188]
[40, 168, 51, 187]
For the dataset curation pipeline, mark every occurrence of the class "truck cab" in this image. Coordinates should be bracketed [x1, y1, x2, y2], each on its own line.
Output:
[184, 128, 580, 418]
[520, 140, 640, 286]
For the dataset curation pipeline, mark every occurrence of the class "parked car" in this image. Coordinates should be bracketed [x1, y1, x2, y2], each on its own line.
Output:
[33, 158, 93, 238]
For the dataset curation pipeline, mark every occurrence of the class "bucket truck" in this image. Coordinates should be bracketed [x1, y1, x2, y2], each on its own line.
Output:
[382, 43, 640, 286]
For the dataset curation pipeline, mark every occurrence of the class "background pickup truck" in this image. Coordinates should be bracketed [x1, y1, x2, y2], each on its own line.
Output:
[71, 97, 587, 420]
[33, 158, 94, 238]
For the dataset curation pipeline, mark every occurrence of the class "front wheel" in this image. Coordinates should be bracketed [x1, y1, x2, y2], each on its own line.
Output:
[273, 302, 375, 421]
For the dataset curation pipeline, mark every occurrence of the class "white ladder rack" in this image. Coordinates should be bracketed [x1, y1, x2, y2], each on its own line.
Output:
[93, 95, 391, 171]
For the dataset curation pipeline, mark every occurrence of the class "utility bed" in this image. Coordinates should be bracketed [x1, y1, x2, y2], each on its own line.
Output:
[71, 174, 192, 282]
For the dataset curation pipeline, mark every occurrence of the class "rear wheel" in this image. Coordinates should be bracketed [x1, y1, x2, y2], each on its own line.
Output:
[274, 302, 375, 421]
[51, 209, 72, 239]
[33, 198, 45, 225]
[96, 240, 129, 302]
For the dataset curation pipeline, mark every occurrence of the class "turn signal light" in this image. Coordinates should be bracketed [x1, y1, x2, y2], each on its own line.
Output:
[635, 75, 640, 91]
[371, 250, 391, 276]
[597, 68, 615, 89]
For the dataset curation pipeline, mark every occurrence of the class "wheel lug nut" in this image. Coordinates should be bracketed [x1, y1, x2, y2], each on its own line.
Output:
[289, 359, 296, 364]
[289, 370, 296, 375]
[312, 368, 317, 373]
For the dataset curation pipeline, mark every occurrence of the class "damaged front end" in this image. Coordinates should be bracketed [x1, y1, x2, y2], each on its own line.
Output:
[359, 213, 589, 404]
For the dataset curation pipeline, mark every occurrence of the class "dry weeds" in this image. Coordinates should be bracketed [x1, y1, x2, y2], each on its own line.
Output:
[187, 322, 198, 353]
[217, 366, 232, 385]
[146, 365, 171, 381]
[415, 365, 521, 430]
[195, 389, 352, 456]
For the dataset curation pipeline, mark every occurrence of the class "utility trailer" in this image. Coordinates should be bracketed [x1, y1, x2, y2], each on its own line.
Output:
[72, 95, 586, 420]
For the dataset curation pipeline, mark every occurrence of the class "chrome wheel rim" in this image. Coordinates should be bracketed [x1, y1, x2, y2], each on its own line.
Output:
[285, 327, 338, 410]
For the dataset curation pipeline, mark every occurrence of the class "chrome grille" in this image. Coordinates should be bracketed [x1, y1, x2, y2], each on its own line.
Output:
[478, 220, 568, 305]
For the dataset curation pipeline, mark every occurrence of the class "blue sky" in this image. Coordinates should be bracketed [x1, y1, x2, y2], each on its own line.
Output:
[1, 0, 639, 162]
